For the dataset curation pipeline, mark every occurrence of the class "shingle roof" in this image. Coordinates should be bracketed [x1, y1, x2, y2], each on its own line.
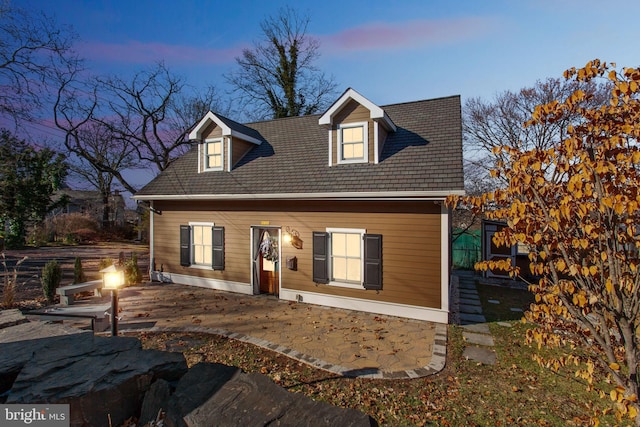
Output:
[135, 95, 464, 199]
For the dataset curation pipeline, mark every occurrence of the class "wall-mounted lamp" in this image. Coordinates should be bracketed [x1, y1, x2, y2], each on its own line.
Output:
[100, 264, 124, 336]
[283, 226, 303, 249]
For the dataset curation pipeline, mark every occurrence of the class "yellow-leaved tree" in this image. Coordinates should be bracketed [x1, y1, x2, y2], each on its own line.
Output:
[449, 60, 640, 424]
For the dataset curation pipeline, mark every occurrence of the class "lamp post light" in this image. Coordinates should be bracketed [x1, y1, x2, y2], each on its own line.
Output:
[100, 265, 124, 336]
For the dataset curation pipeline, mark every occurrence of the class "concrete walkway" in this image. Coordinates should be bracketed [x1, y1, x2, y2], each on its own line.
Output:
[454, 271, 497, 365]
[104, 283, 447, 379]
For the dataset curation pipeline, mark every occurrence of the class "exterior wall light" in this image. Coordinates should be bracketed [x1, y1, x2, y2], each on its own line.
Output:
[283, 226, 303, 249]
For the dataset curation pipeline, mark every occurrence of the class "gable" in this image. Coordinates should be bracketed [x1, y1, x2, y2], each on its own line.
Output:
[319, 89, 396, 166]
[191, 111, 263, 172]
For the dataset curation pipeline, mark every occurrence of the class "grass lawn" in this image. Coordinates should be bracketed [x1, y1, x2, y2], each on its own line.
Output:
[136, 273, 618, 426]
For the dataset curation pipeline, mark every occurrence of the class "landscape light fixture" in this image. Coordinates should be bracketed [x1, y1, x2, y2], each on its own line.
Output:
[100, 264, 124, 336]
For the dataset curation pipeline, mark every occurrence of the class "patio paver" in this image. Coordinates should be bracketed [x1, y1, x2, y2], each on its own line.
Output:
[113, 283, 446, 379]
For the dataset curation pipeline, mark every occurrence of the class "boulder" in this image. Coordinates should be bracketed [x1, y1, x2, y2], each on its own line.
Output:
[183, 371, 375, 427]
[0, 322, 375, 427]
[164, 362, 241, 427]
[139, 379, 172, 426]
[1, 329, 187, 427]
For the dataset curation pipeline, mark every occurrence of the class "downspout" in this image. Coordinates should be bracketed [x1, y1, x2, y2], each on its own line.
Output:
[149, 200, 155, 281]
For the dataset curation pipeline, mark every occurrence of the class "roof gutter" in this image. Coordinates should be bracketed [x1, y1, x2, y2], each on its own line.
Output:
[133, 190, 465, 202]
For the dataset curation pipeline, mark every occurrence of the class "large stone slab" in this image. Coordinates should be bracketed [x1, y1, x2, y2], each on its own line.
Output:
[1, 329, 188, 427]
[164, 362, 241, 427]
[183, 371, 375, 427]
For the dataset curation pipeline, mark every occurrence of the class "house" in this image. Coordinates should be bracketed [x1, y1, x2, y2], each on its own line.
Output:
[133, 88, 464, 323]
[52, 187, 126, 227]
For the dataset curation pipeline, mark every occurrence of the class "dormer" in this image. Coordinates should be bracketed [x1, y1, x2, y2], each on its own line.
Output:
[189, 111, 263, 172]
[319, 88, 396, 166]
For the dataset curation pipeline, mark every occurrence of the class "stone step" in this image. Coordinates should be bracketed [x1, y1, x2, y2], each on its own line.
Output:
[459, 304, 483, 315]
[463, 346, 496, 365]
[459, 297, 481, 306]
[459, 313, 486, 324]
[458, 281, 477, 290]
[463, 332, 495, 346]
[461, 323, 491, 334]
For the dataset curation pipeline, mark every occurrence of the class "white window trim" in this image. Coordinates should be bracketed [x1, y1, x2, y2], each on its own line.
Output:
[189, 221, 214, 269]
[337, 122, 368, 164]
[327, 227, 366, 289]
[204, 138, 223, 171]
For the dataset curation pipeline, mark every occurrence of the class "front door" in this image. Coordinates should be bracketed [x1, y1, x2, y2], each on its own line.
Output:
[251, 227, 280, 296]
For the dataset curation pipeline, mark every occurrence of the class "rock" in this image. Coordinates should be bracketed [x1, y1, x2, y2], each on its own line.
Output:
[184, 372, 375, 427]
[1, 322, 375, 427]
[164, 362, 241, 427]
[0, 323, 90, 399]
[0, 309, 29, 329]
[2, 332, 187, 427]
[140, 379, 172, 426]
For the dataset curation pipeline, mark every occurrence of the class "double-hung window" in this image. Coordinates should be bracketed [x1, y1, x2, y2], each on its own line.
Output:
[205, 138, 223, 170]
[338, 122, 367, 163]
[180, 223, 225, 270]
[191, 223, 213, 266]
[312, 228, 382, 290]
[330, 229, 363, 285]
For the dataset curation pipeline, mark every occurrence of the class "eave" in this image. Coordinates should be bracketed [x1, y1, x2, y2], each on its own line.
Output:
[133, 190, 465, 202]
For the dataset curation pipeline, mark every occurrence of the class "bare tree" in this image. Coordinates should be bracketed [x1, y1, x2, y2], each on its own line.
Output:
[0, 3, 79, 127]
[66, 122, 137, 227]
[463, 77, 609, 189]
[97, 62, 223, 172]
[226, 6, 338, 120]
[54, 62, 223, 195]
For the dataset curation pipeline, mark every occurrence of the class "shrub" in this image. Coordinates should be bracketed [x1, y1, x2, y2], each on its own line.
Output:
[73, 257, 86, 284]
[1, 254, 27, 308]
[124, 252, 142, 285]
[98, 258, 115, 271]
[34, 213, 100, 245]
[41, 260, 62, 303]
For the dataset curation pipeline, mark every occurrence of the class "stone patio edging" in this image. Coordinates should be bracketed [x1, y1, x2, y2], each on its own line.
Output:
[120, 323, 447, 380]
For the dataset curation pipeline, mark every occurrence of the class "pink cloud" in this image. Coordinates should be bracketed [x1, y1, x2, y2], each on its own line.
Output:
[76, 40, 246, 65]
[320, 17, 496, 54]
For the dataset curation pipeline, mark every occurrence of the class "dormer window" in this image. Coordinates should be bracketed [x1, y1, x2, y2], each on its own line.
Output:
[319, 88, 396, 167]
[205, 138, 223, 171]
[338, 122, 368, 163]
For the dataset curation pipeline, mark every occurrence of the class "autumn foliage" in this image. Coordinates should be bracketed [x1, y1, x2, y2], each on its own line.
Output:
[450, 60, 640, 424]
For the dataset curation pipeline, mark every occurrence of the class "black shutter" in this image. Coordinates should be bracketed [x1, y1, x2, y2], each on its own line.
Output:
[312, 231, 329, 284]
[212, 226, 225, 270]
[180, 225, 191, 267]
[363, 234, 382, 290]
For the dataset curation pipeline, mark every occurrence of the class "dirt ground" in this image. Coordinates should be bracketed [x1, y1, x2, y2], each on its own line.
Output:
[1, 242, 149, 310]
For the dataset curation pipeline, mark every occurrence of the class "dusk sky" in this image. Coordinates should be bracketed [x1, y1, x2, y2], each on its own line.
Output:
[10, 0, 640, 197]
[15, 0, 640, 106]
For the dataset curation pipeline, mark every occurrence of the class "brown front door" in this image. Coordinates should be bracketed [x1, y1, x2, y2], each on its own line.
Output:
[252, 227, 280, 296]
